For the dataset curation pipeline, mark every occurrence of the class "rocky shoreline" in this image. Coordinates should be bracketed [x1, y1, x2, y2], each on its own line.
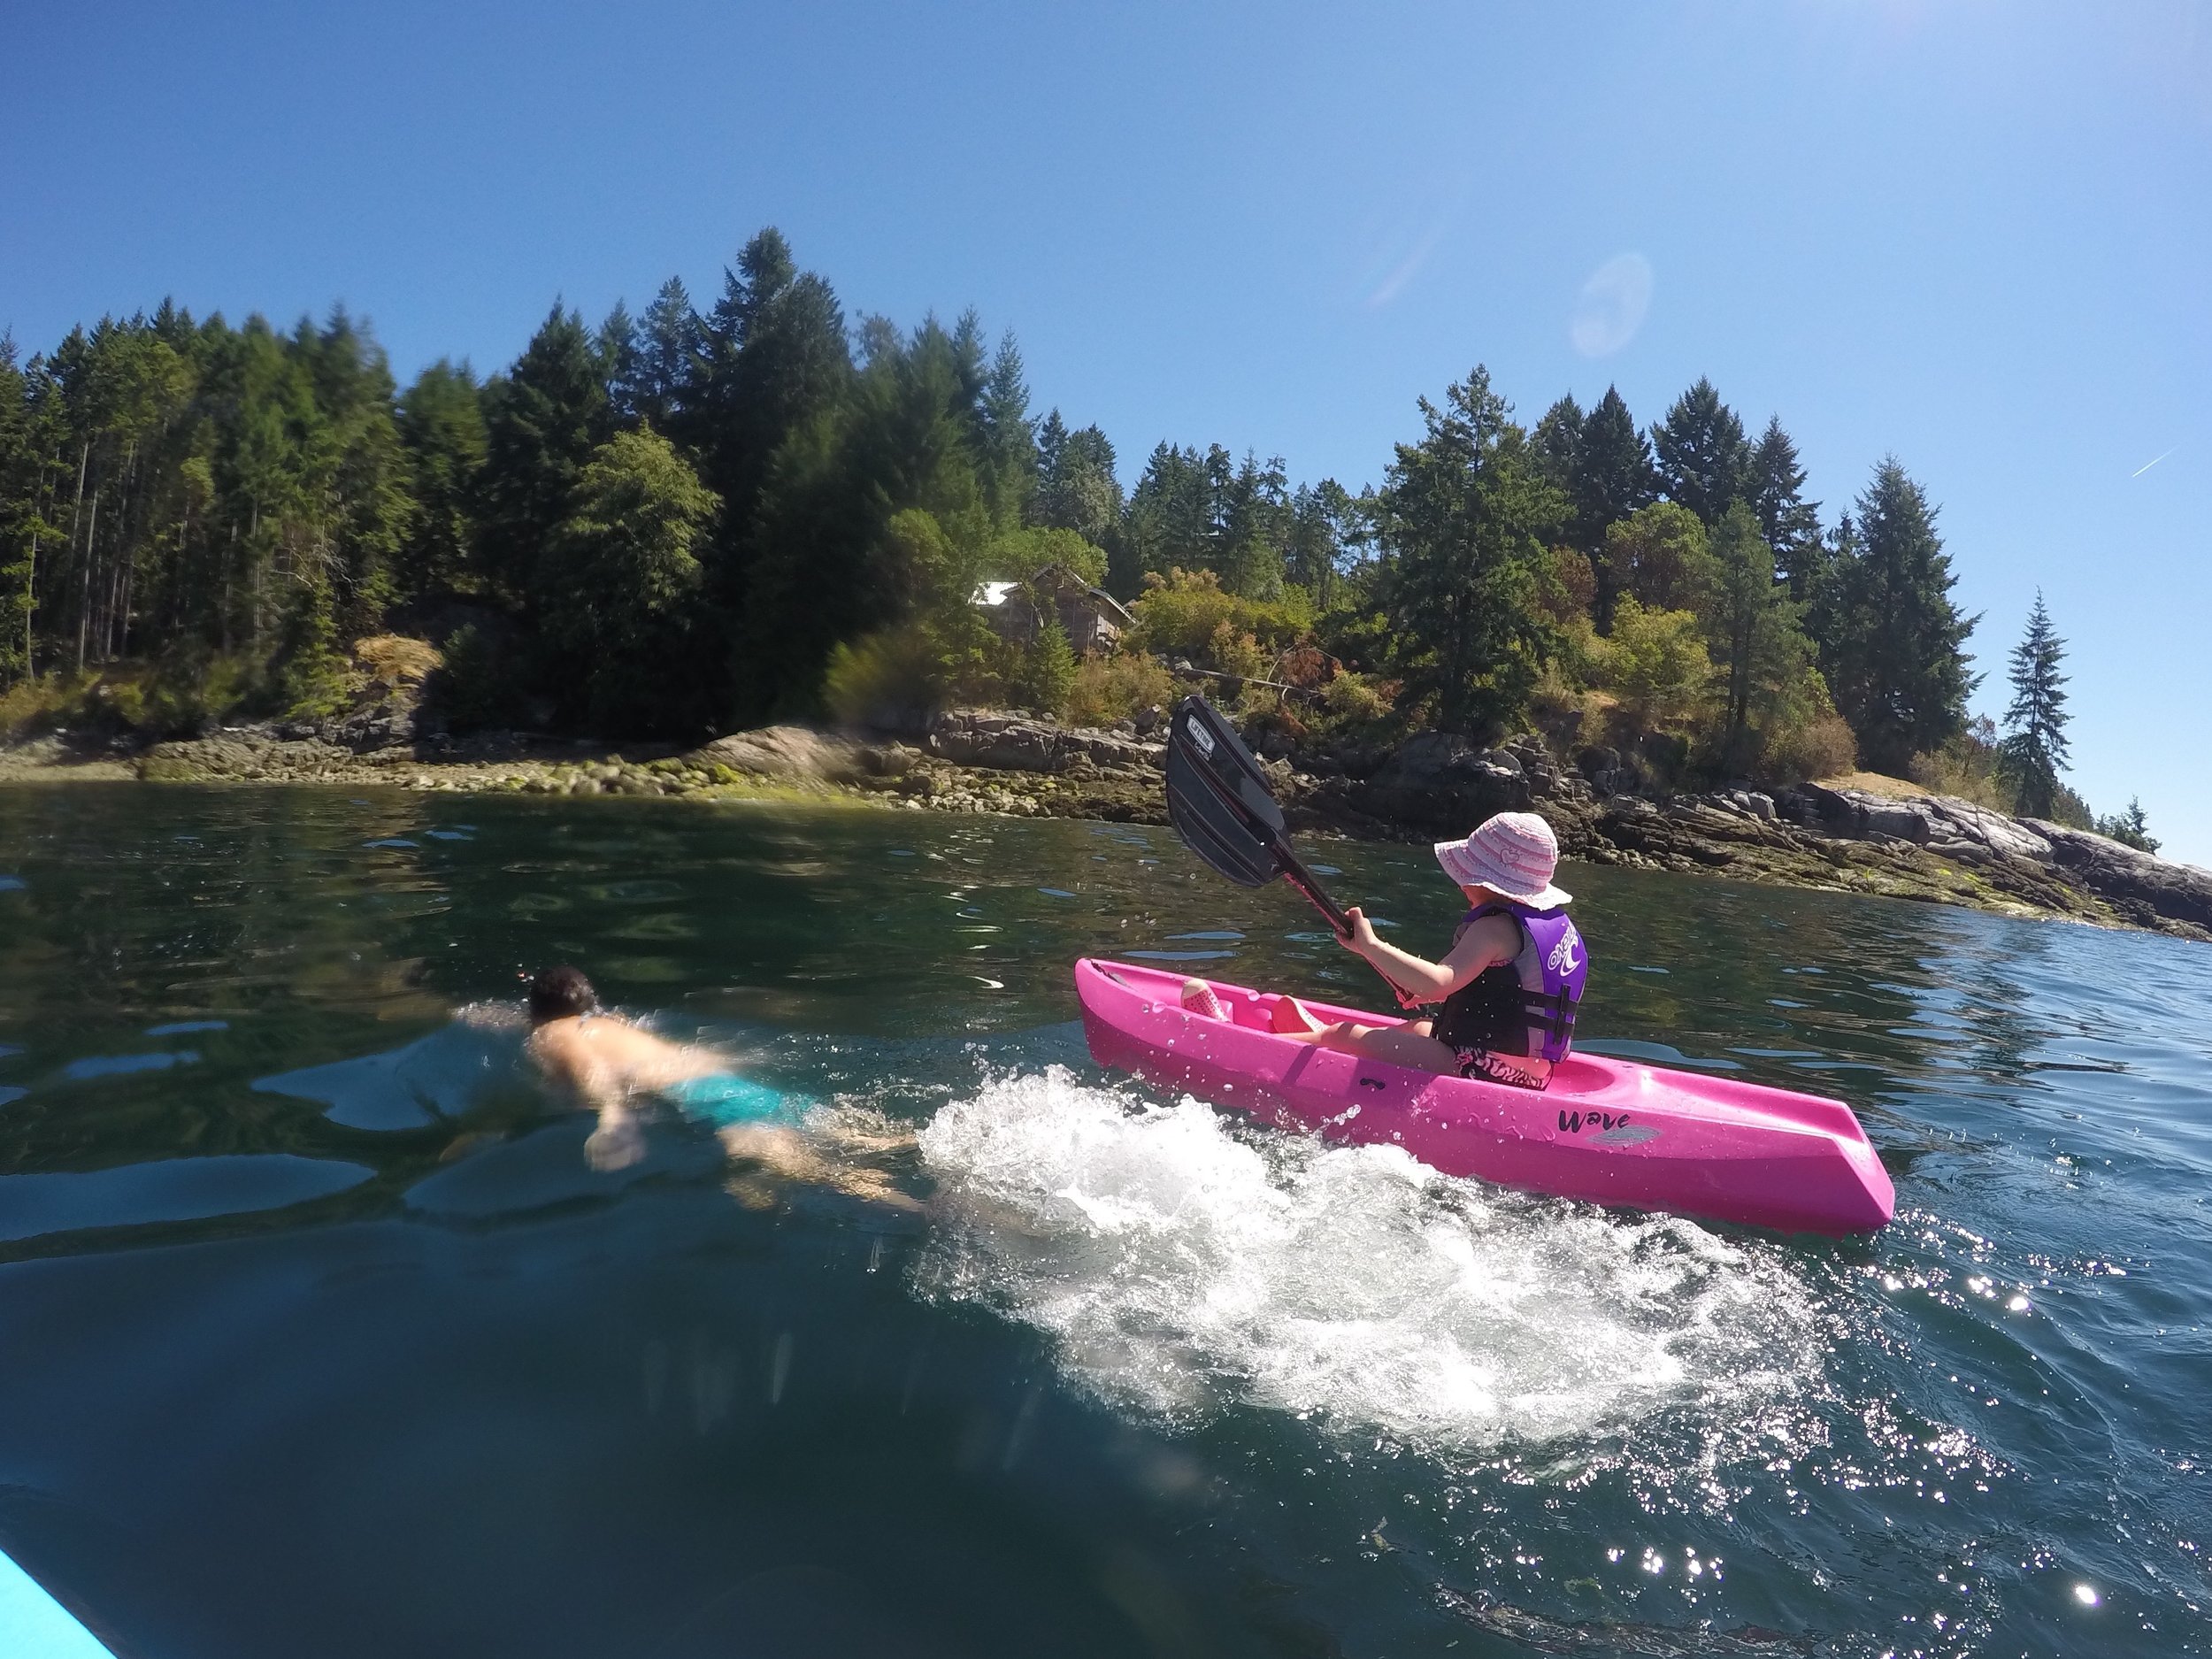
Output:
[4, 706, 2206, 944]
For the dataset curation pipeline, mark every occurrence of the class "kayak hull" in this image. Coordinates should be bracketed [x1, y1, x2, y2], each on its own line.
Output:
[1075, 958, 1893, 1236]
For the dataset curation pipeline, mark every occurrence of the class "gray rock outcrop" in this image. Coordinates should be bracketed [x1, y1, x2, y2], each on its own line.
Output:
[921, 710, 1162, 775]
[2021, 820, 2212, 929]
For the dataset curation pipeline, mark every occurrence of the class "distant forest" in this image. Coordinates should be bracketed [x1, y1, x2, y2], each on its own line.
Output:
[0, 226, 2107, 822]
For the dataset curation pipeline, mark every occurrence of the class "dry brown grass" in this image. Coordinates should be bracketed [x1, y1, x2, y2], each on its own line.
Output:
[353, 635, 442, 687]
[1815, 769, 1928, 799]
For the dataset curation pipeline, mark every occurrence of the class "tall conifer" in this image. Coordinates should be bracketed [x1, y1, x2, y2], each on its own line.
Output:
[1653, 378, 1750, 526]
[1746, 416, 1824, 601]
[1998, 591, 2070, 818]
[1817, 459, 1978, 774]
[1573, 385, 1656, 628]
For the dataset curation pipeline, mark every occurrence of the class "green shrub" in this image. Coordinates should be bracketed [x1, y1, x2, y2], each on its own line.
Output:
[1064, 651, 1178, 727]
[1599, 598, 1712, 730]
[1763, 711, 1858, 784]
[1908, 719, 2015, 809]
[1132, 568, 1310, 663]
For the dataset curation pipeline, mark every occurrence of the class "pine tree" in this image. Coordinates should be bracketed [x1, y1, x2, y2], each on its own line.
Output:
[1818, 459, 1978, 775]
[1375, 365, 1562, 737]
[1219, 451, 1291, 599]
[396, 359, 487, 596]
[1746, 416, 1824, 601]
[1286, 479, 1361, 609]
[978, 331, 1035, 527]
[1531, 394, 1583, 495]
[477, 303, 611, 603]
[635, 277, 704, 432]
[1571, 385, 1656, 629]
[1033, 413, 1125, 586]
[1652, 377, 1750, 527]
[1702, 502, 1815, 774]
[1998, 591, 2070, 818]
[692, 229, 851, 553]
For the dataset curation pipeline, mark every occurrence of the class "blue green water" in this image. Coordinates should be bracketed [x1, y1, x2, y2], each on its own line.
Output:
[0, 786, 2205, 1657]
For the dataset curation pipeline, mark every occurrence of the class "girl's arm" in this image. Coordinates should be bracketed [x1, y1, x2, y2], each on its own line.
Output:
[1339, 907, 1517, 1002]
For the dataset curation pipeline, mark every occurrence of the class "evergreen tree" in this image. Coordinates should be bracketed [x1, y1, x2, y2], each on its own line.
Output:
[736, 314, 981, 718]
[1702, 502, 1816, 774]
[2096, 798, 2158, 853]
[1746, 415, 1824, 602]
[978, 331, 1036, 527]
[1033, 413, 1124, 579]
[396, 360, 487, 597]
[1374, 365, 1561, 737]
[1571, 385, 1656, 629]
[1998, 591, 2070, 818]
[1125, 442, 1233, 586]
[539, 426, 718, 733]
[1531, 394, 1583, 495]
[0, 337, 41, 680]
[692, 228, 853, 588]
[1818, 459, 1978, 774]
[596, 300, 642, 422]
[296, 307, 415, 636]
[1286, 479, 1361, 609]
[635, 277, 704, 432]
[1218, 450, 1291, 599]
[477, 303, 610, 603]
[1652, 377, 1750, 527]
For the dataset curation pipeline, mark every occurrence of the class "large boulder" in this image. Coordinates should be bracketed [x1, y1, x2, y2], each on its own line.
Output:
[692, 725, 869, 785]
[2020, 821, 2212, 928]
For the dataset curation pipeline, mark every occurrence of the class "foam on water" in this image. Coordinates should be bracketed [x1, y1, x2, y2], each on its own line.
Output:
[915, 1068, 1825, 1452]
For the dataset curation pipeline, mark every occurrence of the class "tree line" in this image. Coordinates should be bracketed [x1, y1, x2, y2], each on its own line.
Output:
[0, 226, 2137, 834]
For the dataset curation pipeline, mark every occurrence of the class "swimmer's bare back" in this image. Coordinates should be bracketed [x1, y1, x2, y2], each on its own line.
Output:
[527, 1014, 728, 1170]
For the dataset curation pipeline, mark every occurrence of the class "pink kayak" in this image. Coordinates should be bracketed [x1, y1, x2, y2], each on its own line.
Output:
[1075, 958, 1894, 1235]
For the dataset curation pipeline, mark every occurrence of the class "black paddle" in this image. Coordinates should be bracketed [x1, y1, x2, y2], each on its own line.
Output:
[1162, 695, 1418, 1007]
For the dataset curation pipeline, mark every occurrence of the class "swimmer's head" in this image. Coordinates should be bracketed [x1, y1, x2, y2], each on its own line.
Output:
[528, 965, 598, 1025]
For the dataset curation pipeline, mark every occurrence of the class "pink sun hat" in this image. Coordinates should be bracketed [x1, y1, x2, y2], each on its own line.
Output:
[1433, 811, 1571, 908]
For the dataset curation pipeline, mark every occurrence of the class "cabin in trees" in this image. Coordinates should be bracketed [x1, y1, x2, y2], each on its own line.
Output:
[972, 565, 1135, 656]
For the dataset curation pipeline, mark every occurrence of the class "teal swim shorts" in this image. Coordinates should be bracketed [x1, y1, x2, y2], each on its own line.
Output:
[661, 1073, 799, 1125]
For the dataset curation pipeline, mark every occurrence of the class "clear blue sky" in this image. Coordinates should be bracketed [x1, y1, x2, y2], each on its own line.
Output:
[5, 2, 2206, 857]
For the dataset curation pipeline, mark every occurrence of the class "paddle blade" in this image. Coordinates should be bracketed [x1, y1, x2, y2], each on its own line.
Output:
[1164, 695, 1286, 889]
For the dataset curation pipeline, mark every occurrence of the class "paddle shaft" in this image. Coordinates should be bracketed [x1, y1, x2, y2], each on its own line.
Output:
[1165, 693, 1420, 1010]
[1190, 765, 1422, 1010]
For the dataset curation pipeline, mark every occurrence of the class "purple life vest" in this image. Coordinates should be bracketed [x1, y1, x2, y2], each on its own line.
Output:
[1432, 901, 1588, 1065]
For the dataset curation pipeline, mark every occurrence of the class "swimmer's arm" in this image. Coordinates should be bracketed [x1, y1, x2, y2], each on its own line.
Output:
[580, 1070, 645, 1171]
[537, 1029, 648, 1171]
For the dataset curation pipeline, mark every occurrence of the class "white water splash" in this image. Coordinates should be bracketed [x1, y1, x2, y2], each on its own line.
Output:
[914, 1069, 1822, 1452]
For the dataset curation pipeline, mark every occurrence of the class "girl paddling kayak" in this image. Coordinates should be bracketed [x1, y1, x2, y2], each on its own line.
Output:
[1184, 810, 1586, 1090]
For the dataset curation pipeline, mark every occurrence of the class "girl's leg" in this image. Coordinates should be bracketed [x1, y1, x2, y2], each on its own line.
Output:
[1275, 1016, 1462, 1075]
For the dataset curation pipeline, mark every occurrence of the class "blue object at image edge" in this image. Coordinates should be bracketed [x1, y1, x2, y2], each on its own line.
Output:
[0, 1548, 114, 1658]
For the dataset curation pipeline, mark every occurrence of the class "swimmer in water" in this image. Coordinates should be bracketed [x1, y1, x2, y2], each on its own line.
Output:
[522, 965, 916, 1205]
